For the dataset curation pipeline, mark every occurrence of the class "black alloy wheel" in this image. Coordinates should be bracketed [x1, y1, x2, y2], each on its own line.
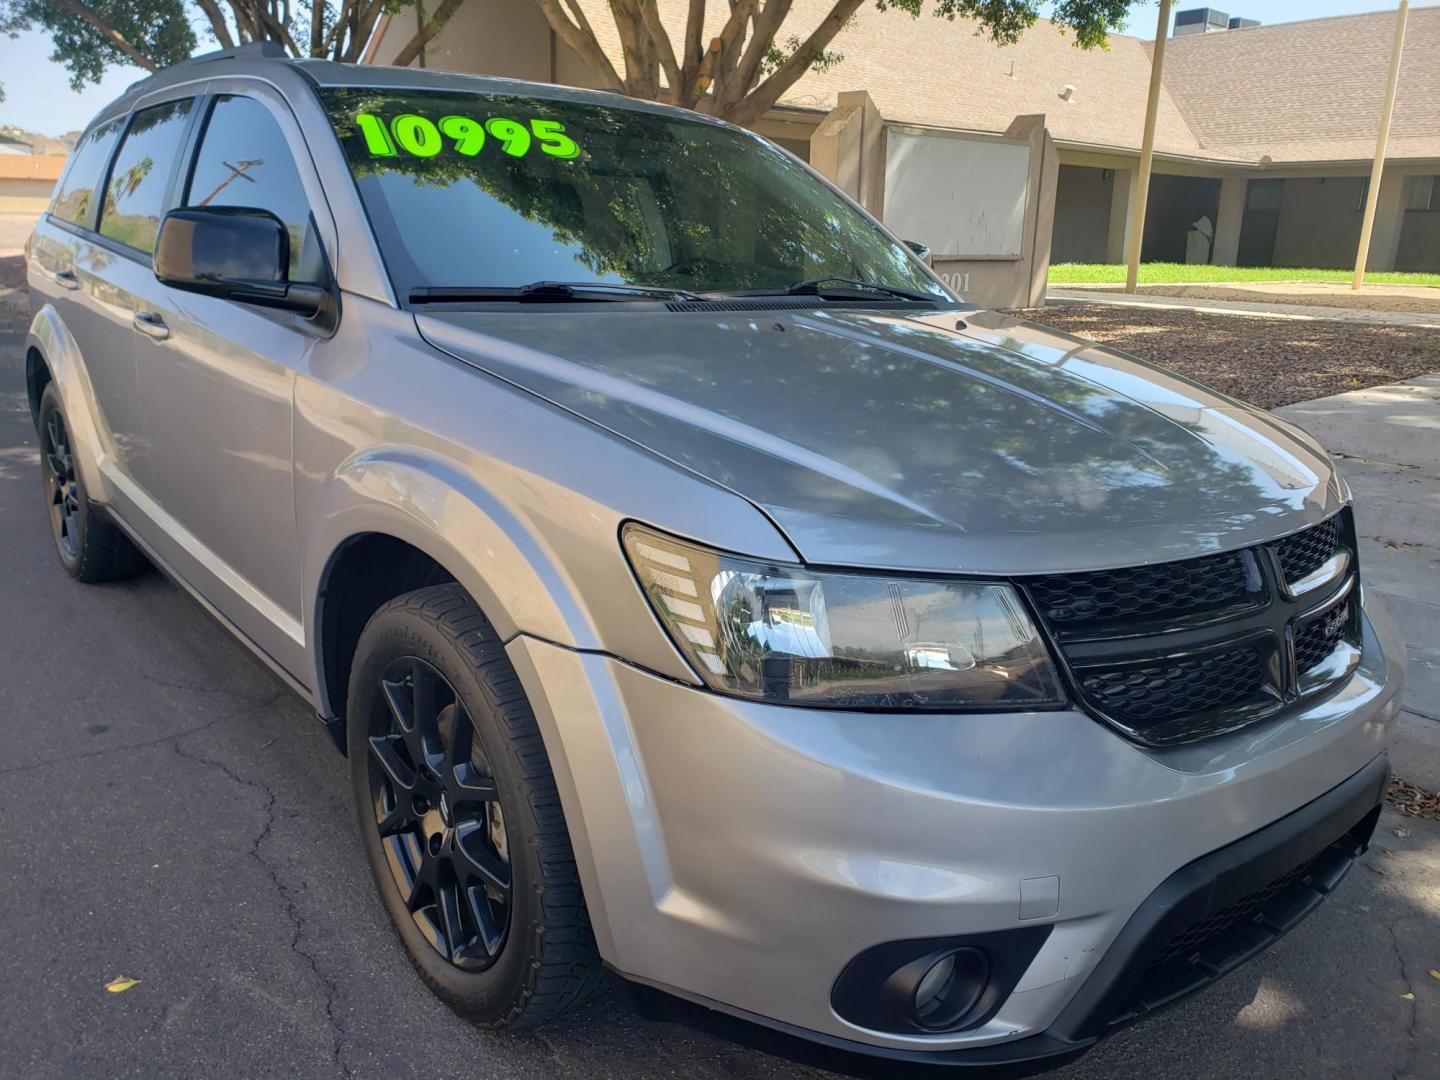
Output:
[35, 383, 147, 583]
[367, 655, 511, 972]
[41, 404, 81, 562]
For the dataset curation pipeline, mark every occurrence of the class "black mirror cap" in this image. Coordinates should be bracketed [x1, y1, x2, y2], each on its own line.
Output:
[154, 206, 329, 320]
[903, 238, 933, 266]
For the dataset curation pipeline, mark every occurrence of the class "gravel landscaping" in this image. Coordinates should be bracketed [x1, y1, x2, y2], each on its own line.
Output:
[1029, 303, 1440, 409]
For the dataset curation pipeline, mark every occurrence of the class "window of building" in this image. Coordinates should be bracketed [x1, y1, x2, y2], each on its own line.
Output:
[1404, 175, 1436, 213]
[99, 99, 195, 255]
[185, 95, 322, 282]
[50, 118, 124, 228]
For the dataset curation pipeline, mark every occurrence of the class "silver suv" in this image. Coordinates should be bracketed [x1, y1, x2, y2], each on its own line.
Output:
[24, 44, 1404, 1075]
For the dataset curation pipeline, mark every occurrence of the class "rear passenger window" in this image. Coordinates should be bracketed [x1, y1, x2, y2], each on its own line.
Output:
[185, 95, 322, 282]
[50, 118, 124, 228]
[99, 99, 194, 255]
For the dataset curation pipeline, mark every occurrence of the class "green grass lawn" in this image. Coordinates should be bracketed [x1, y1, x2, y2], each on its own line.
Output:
[1049, 262, 1440, 287]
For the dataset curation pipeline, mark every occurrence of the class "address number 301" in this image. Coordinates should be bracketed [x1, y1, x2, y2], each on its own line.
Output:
[355, 112, 582, 160]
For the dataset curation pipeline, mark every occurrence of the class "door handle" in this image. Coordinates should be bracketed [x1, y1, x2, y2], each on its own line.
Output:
[132, 311, 170, 341]
[53, 269, 81, 290]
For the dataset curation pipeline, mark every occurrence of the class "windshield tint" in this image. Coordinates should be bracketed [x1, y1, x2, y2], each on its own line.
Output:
[319, 88, 947, 301]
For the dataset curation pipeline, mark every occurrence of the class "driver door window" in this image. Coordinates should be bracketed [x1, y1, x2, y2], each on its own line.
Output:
[185, 94, 323, 282]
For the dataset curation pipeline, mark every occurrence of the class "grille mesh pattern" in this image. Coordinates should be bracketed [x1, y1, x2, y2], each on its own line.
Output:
[1026, 552, 1252, 630]
[1080, 646, 1267, 726]
[1275, 517, 1341, 583]
[1295, 600, 1352, 672]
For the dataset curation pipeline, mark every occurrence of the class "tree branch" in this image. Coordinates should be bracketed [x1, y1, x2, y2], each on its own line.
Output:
[680, 0, 705, 83]
[390, 0, 463, 66]
[529, 0, 623, 90]
[50, 0, 158, 70]
[723, 0, 862, 124]
[635, 0, 681, 99]
[309, 0, 324, 54]
[727, 0, 791, 107]
[195, 0, 236, 48]
[693, 0, 754, 97]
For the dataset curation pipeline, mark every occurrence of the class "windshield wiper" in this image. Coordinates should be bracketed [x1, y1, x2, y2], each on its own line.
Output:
[409, 281, 707, 304]
[701, 276, 937, 303]
[782, 277, 938, 302]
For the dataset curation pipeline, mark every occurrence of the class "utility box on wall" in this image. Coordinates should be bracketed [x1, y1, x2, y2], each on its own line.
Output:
[810, 95, 1058, 311]
[883, 116, 1058, 311]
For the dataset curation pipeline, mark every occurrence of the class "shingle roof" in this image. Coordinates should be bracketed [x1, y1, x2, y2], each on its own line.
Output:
[578, 0, 1214, 159]
[402, 2, 1440, 167]
[1156, 7, 1440, 164]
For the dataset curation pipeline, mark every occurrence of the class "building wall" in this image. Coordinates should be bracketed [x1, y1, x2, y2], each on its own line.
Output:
[1051, 165, 1113, 263]
[1271, 177, 1366, 268]
[0, 177, 57, 213]
[372, 0, 557, 80]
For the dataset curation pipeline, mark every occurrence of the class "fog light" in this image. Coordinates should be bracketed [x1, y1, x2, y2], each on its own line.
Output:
[910, 948, 988, 1031]
[914, 953, 956, 1014]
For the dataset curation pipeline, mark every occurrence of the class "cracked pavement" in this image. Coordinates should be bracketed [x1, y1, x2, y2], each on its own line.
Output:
[2, 308, 1439, 1079]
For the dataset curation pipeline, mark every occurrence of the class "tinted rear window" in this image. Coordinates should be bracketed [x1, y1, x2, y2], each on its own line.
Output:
[99, 99, 194, 255]
[50, 118, 124, 228]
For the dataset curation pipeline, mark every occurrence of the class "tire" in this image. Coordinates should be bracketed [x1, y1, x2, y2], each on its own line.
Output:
[37, 383, 147, 583]
[347, 582, 604, 1028]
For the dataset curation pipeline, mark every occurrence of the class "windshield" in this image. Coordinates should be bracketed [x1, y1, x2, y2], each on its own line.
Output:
[319, 87, 948, 302]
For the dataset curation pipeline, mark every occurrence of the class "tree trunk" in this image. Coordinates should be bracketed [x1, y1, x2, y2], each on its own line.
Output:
[391, 0, 465, 66]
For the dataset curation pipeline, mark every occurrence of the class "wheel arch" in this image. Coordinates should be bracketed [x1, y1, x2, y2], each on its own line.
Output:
[308, 446, 605, 741]
[26, 344, 52, 430]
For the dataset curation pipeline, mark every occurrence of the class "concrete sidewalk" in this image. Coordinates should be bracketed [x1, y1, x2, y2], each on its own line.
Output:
[1049, 288, 1440, 330]
[1275, 375, 1440, 789]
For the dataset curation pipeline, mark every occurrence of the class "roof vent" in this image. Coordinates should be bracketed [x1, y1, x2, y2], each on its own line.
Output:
[1059, 84, 1076, 102]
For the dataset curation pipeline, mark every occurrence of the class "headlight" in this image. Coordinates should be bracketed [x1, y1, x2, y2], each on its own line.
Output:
[622, 524, 1065, 710]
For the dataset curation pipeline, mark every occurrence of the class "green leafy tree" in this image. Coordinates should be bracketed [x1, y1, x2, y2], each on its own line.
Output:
[0, 0, 466, 90]
[532, 0, 1139, 125]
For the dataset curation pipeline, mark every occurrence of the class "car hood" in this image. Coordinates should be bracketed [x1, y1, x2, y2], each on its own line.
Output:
[418, 305, 1341, 575]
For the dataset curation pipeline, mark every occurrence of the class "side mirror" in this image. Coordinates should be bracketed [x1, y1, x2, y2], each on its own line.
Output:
[904, 239, 933, 267]
[154, 206, 328, 318]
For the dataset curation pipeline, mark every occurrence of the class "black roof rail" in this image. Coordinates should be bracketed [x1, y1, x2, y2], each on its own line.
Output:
[122, 39, 292, 96]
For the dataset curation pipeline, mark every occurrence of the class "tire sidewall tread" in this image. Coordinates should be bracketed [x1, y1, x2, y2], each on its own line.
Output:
[347, 582, 603, 1029]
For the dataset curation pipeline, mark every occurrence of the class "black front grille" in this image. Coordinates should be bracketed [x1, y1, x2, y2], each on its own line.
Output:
[1026, 551, 1255, 632]
[1081, 646, 1268, 727]
[1021, 511, 1359, 746]
[1295, 598, 1353, 673]
[1275, 515, 1340, 583]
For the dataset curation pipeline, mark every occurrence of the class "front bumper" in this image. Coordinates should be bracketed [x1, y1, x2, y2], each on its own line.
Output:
[506, 602, 1403, 1068]
[615, 751, 1388, 1077]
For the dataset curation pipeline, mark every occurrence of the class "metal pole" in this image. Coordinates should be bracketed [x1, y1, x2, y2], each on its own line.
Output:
[1124, 0, 1172, 294]
[1354, 0, 1409, 290]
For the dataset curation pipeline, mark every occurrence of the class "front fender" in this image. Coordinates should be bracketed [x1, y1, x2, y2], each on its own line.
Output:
[310, 444, 599, 653]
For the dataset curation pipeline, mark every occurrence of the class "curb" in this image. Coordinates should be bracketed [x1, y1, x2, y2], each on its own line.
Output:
[1394, 712, 1440, 793]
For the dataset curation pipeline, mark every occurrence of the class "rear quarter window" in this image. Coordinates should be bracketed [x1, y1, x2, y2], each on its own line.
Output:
[50, 118, 125, 228]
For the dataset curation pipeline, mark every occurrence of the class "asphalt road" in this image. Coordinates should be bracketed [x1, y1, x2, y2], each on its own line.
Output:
[2, 306, 1439, 1080]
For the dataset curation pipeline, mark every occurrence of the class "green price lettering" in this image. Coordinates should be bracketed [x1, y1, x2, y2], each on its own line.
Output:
[354, 113, 583, 160]
[355, 112, 396, 156]
[485, 117, 532, 157]
[438, 115, 485, 155]
[391, 114, 443, 157]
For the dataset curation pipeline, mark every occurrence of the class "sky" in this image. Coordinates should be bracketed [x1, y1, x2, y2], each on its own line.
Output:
[0, 0, 1433, 136]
